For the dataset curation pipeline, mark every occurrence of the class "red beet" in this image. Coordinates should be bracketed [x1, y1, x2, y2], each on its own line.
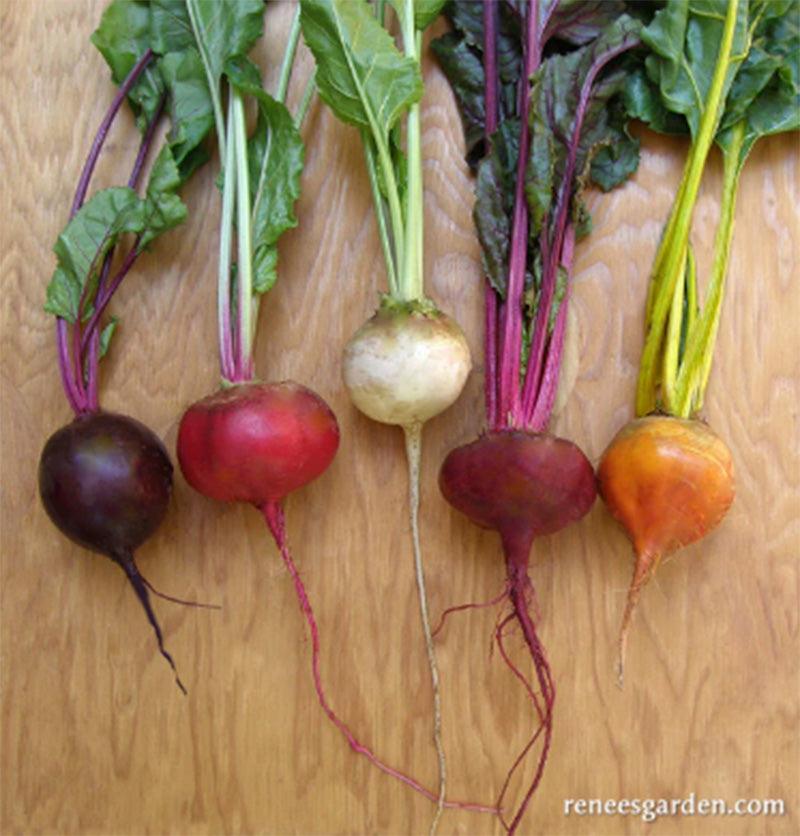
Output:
[38, 411, 185, 692]
[439, 430, 596, 831]
[177, 381, 340, 506]
[177, 380, 498, 811]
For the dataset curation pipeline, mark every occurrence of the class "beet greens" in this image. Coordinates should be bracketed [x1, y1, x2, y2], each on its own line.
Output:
[434, 2, 642, 830]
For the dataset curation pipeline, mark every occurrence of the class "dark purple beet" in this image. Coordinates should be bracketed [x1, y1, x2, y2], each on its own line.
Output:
[439, 430, 596, 831]
[38, 411, 185, 693]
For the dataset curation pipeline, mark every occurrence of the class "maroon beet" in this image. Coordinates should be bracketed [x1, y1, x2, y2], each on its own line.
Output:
[439, 430, 596, 831]
[39, 411, 185, 693]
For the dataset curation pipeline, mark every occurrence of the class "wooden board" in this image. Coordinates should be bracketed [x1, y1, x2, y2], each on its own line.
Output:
[1, 3, 798, 834]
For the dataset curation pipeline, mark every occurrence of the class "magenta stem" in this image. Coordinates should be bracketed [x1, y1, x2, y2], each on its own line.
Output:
[520, 41, 633, 429]
[261, 500, 499, 815]
[497, 1, 539, 429]
[527, 224, 575, 430]
[483, 0, 500, 428]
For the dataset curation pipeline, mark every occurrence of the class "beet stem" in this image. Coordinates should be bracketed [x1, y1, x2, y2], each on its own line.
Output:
[113, 552, 187, 695]
[403, 423, 446, 835]
[79, 95, 167, 359]
[483, 0, 500, 429]
[56, 319, 86, 414]
[70, 49, 154, 215]
[260, 500, 498, 815]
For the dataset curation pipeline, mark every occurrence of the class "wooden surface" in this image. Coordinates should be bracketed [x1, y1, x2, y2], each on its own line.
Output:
[1, 3, 798, 835]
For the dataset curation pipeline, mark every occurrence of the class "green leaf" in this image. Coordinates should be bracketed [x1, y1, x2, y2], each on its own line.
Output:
[150, 0, 195, 55]
[91, 0, 165, 131]
[45, 188, 144, 322]
[717, 0, 800, 167]
[138, 145, 188, 250]
[412, 0, 448, 31]
[98, 316, 119, 358]
[638, 0, 750, 139]
[389, 0, 448, 31]
[224, 56, 305, 295]
[300, 0, 422, 133]
[158, 48, 215, 176]
[184, 0, 264, 93]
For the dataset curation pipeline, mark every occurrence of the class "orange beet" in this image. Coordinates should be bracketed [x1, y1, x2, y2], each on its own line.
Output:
[597, 415, 735, 684]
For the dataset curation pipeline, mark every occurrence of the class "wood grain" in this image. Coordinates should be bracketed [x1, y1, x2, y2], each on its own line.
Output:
[1, 3, 798, 835]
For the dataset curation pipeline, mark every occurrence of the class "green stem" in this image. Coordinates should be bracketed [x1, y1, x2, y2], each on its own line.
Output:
[400, 0, 424, 302]
[673, 121, 745, 417]
[232, 88, 254, 378]
[635, 0, 740, 416]
[276, 4, 302, 104]
[333, 15, 405, 287]
[661, 242, 688, 413]
[294, 69, 317, 129]
[403, 423, 446, 836]
[218, 94, 237, 380]
[363, 135, 398, 296]
[186, 0, 226, 158]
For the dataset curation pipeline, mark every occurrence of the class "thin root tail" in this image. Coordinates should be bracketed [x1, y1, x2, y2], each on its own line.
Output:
[113, 552, 187, 695]
[259, 500, 498, 817]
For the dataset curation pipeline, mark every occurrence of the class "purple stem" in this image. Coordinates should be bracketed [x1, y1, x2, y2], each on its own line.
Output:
[497, 1, 540, 428]
[70, 49, 154, 216]
[528, 225, 575, 431]
[483, 0, 500, 428]
[56, 320, 84, 414]
[56, 49, 154, 415]
[85, 331, 100, 411]
[80, 97, 164, 358]
[520, 39, 634, 427]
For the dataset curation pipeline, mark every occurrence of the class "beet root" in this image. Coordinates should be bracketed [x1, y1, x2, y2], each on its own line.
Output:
[177, 381, 340, 505]
[38, 411, 185, 692]
[439, 430, 596, 831]
[597, 415, 735, 684]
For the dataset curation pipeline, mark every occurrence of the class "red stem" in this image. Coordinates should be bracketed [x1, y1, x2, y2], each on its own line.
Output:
[260, 500, 498, 815]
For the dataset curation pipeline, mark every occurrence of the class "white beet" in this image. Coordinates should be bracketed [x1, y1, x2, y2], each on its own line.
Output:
[342, 306, 471, 427]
